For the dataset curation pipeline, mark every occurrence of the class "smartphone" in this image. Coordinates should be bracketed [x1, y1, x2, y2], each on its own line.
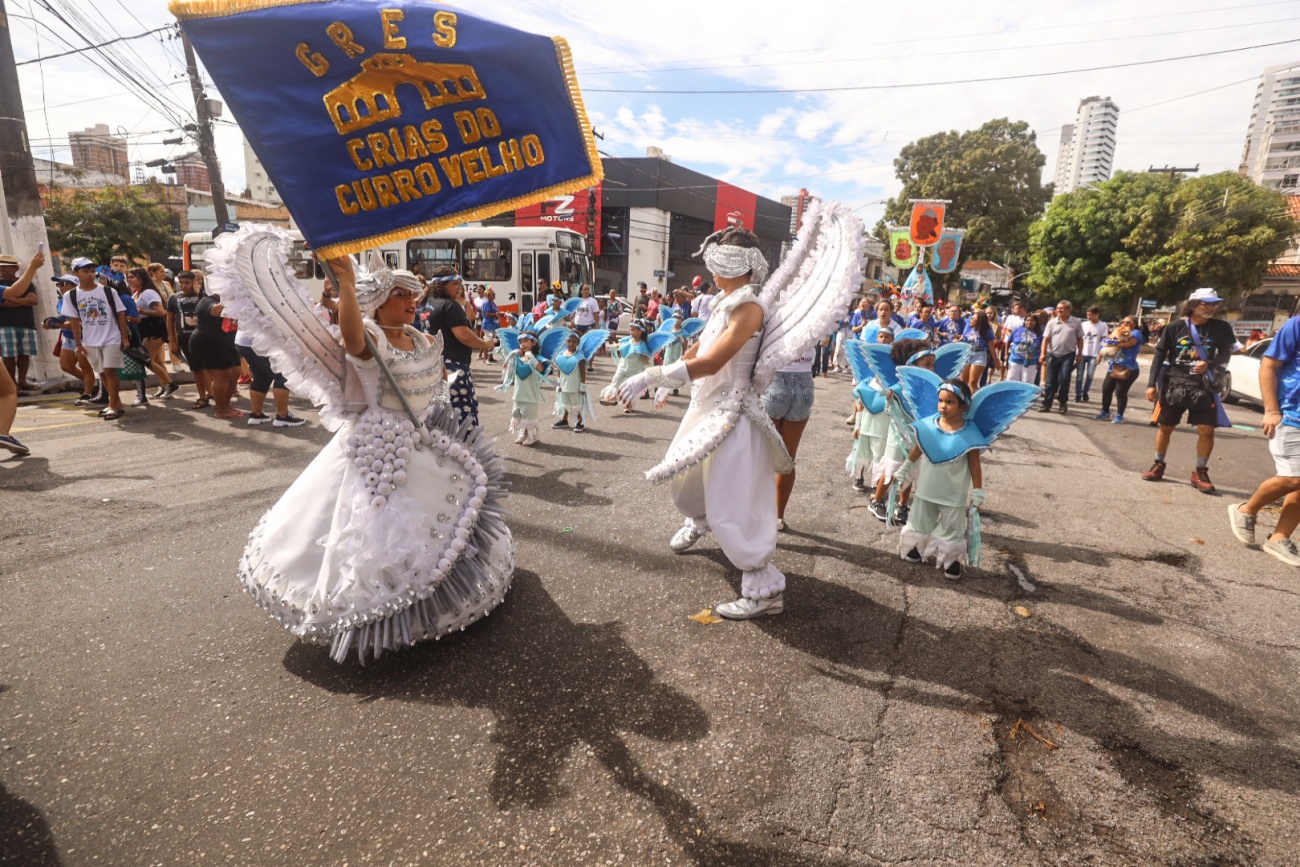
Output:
[37, 242, 45, 253]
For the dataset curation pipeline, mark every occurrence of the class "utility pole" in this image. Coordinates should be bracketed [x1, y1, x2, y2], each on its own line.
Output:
[0, 0, 59, 383]
[1147, 164, 1199, 179]
[181, 30, 230, 233]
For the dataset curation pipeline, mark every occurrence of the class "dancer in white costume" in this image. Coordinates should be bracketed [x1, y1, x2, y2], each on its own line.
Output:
[619, 201, 864, 619]
[207, 226, 514, 664]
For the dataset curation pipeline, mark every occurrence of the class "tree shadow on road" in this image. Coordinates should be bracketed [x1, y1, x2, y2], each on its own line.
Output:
[752, 571, 1300, 797]
[282, 571, 859, 866]
[507, 467, 614, 508]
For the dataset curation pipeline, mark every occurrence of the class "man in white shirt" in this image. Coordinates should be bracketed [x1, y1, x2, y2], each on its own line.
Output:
[64, 256, 129, 419]
[693, 283, 715, 321]
[1075, 306, 1110, 404]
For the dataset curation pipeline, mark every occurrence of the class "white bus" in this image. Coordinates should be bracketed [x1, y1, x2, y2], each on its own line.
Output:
[182, 229, 330, 296]
[369, 225, 593, 314]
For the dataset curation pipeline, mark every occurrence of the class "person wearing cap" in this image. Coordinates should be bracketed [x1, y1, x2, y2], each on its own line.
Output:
[64, 255, 130, 420]
[418, 265, 495, 427]
[0, 251, 44, 392]
[45, 274, 95, 401]
[1143, 288, 1237, 492]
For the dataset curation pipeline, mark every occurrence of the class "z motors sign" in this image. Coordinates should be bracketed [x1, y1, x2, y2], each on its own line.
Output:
[514, 186, 601, 254]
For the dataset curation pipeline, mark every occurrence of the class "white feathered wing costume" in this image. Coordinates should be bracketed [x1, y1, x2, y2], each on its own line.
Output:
[647, 200, 865, 600]
[206, 225, 514, 664]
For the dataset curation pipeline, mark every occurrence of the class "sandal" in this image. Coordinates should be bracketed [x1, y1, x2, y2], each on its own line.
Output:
[191, 397, 212, 410]
[101, 409, 124, 420]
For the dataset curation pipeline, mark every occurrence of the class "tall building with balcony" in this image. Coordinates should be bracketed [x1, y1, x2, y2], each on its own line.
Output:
[1052, 96, 1119, 194]
[1239, 62, 1300, 192]
[242, 136, 281, 204]
[68, 124, 129, 181]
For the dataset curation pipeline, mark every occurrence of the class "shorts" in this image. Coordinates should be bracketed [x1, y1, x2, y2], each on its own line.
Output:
[1270, 423, 1300, 477]
[0, 326, 37, 357]
[967, 349, 989, 368]
[84, 344, 123, 371]
[60, 335, 77, 353]
[761, 370, 815, 422]
[1156, 379, 1218, 427]
[187, 329, 240, 371]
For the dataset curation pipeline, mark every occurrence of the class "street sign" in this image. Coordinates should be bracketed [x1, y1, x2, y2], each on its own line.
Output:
[653, 270, 665, 278]
[1140, 299, 1157, 308]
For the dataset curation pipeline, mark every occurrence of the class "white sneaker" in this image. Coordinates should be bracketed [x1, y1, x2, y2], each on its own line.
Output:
[1262, 537, 1300, 567]
[670, 524, 703, 553]
[776, 518, 786, 532]
[715, 594, 783, 620]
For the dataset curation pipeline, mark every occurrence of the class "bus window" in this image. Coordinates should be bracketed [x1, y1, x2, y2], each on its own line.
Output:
[463, 239, 511, 282]
[535, 252, 552, 289]
[185, 241, 214, 272]
[558, 250, 590, 286]
[382, 251, 400, 269]
[407, 239, 458, 279]
[520, 253, 533, 313]
[290, 241, 316, 281]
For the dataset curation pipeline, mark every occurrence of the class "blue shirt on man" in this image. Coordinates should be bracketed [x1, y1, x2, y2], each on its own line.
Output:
[1265, 315, 1300, 429]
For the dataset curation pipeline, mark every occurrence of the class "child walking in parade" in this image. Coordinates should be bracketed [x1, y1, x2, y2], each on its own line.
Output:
[552, 329, 608, 433]
[600, 320, 654, 414]
[503, 332, 547, 446]
[890, 370, 1039, 580]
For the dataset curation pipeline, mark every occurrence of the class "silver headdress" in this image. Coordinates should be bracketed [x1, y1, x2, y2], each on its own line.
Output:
[355, 252, 421, 314]
[694, 229, 769, 283]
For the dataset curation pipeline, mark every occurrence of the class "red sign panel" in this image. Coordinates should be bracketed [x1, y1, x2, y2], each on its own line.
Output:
[514, 185, 602, 255]
[714, 181, 758, 233]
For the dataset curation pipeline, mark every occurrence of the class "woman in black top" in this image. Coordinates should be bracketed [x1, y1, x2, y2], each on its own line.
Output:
[188, 290, 244, 419]
[418, 265, 496, 427]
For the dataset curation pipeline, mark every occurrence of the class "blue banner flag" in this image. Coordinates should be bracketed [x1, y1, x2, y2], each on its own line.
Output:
[171, 0, 603, 258]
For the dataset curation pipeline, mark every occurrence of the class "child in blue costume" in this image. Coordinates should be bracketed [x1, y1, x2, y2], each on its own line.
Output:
[552, 329, 607, 433]
[868, 338, 935, 523]
[891, 371, 1039, 579]
[600, 319, 652, 413]
[845, 328, 894, 491]
[899, 379, 981, 579]
[503, 332, 547, 446]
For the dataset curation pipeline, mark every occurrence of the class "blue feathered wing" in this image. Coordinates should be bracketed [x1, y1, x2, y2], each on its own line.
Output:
[967, 382, 1041, 445]
[561, 297, 584, 316]
[679, 317, 705, 338]
[861, 343, 901, 389]
[645, 331, 678, 358]
[496, 328, 521, 356]
[656, 318, 677, 333]
[844, 339, 873, 385]
[536, 326, 572, 363]
[578, 328, 609, 363]
[894, 327, 928, 342]
[931, 343, 971, 382]
[895, 367, 943, 422]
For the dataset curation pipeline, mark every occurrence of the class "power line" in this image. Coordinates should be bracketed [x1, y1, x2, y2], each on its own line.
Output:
[586, 37, 1300, 95]
[15, 25, 170, 65]
[585, 15, 1300, 78]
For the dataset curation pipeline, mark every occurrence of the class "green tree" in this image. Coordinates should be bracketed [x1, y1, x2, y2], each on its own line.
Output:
[45, 183, 176, 264]
[1026, 171, 1179, 315]
[875, 118, 1052, 280]
[1027, 171, 1296, 316]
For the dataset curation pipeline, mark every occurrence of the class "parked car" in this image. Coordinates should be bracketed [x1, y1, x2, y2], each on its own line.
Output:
[1224, 338, 1271, 404]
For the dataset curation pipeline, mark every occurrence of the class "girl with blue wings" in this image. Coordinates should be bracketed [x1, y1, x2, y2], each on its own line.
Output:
[499, 331, 549, 446]
[659, 316, 705, 397]
[600, 320, 657, 414]
[552, 329, 608, 433]
[892, 370, 1040, 579]
[844, 330, 893, 492]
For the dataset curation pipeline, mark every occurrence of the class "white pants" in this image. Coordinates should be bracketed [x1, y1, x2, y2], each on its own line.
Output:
[670, 417, 785, 599]
[1006, 362, 1038, 383]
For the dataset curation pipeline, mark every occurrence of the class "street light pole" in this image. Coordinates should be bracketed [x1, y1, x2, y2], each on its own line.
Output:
[181, 30, 230, 232]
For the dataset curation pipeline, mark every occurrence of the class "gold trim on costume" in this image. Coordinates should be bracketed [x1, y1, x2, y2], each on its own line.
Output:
[169, 0, 333, 20]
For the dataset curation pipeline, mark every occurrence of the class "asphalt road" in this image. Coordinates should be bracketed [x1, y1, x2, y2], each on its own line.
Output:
[2, 358, 1298, 867]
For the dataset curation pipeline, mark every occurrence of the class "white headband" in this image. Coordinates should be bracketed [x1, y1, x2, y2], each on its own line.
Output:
[356, 267, 421, 314]
[695, 230, 769, 283]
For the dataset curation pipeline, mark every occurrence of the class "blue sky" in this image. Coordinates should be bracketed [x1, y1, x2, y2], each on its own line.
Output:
[13, 0, 1300, 233]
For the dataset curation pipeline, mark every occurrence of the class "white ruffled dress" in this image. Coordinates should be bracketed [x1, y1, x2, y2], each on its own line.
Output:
[646, 286, 793, 600]
[238, 321, 514, 663]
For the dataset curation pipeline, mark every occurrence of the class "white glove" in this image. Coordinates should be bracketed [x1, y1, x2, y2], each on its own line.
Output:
[970, 488, 986, 508]
[645, 359, 690, 389]
[896, 458, 916, 481]
[653, 387, 671, 408]
[618, 372, 651, 403]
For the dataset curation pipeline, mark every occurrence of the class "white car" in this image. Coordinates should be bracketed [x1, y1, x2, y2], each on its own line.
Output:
[1224, 338, 1271, 405]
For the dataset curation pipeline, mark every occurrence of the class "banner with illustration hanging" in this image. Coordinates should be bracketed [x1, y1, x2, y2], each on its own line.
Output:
[902, 260, 932, 303]
[889, 230, 917, 268]
[909, 200, 947, 247]
[930, 228, 965, 273]
[171, 0, 603, 258]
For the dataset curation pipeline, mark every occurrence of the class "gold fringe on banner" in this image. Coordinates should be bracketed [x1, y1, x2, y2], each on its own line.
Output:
[169, 0, 332, 21]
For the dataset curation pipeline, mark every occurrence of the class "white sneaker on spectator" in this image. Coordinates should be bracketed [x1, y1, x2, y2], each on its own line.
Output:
[1262, 537, 1300, 567]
